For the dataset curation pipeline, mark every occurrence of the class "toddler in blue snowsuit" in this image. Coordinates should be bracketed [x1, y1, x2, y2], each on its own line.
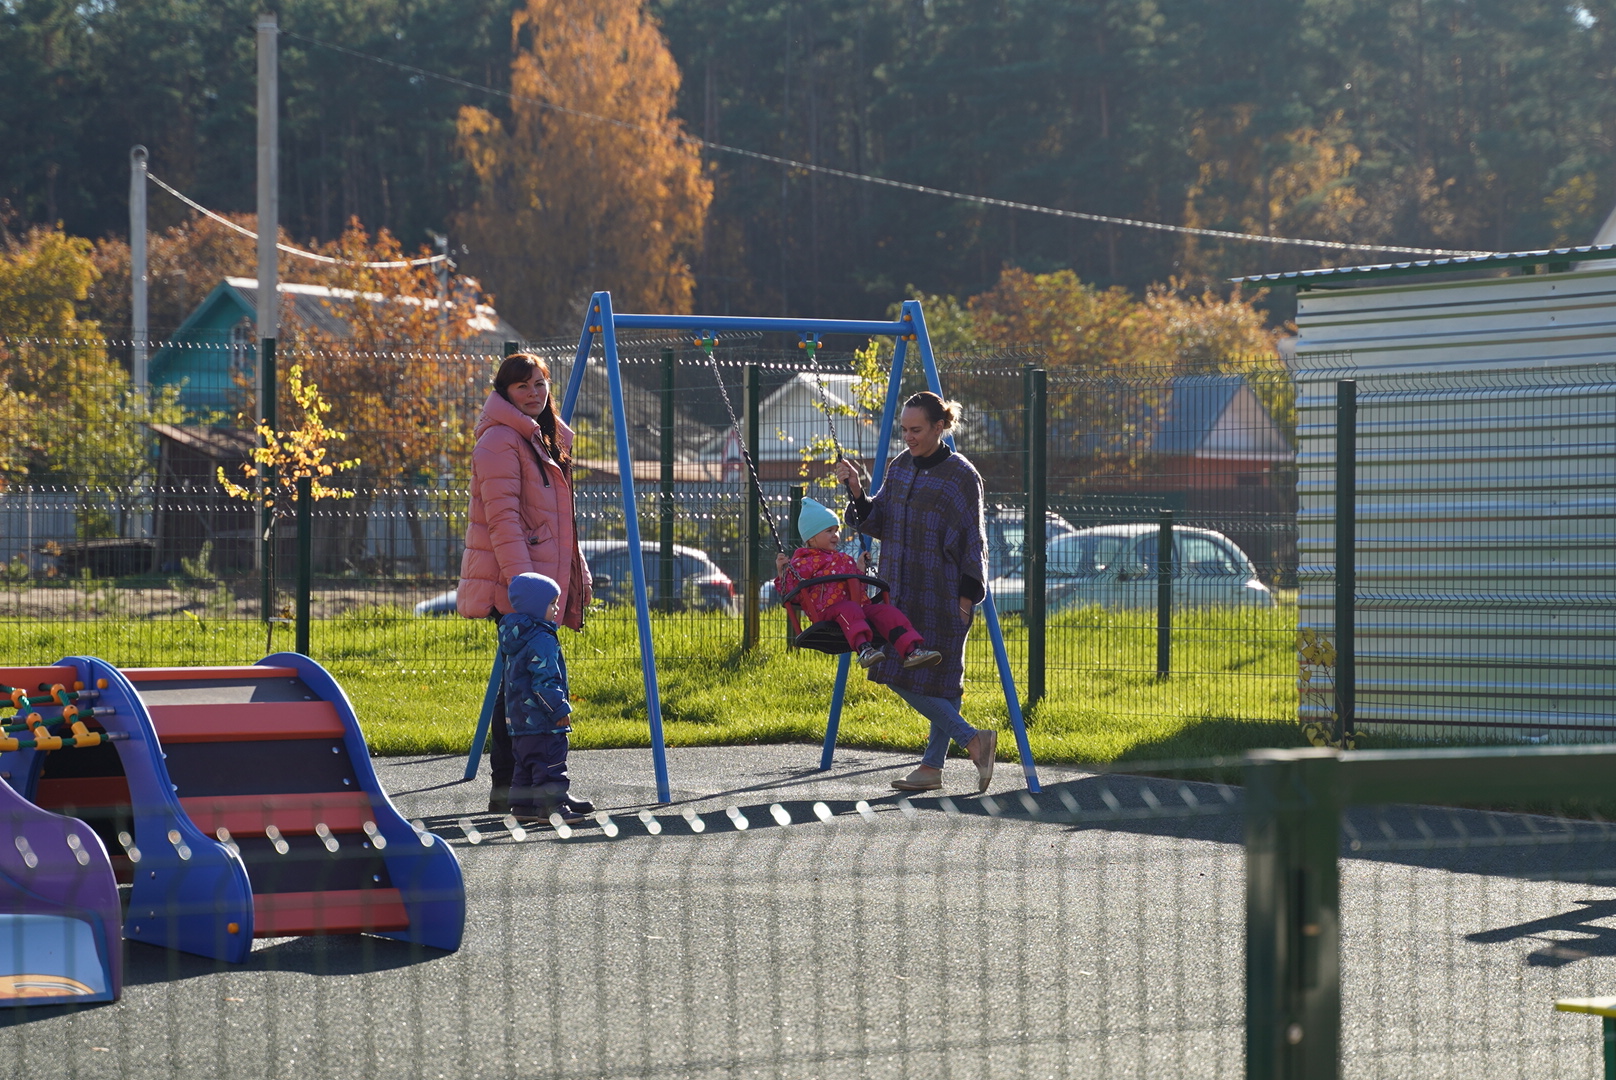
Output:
[500, 573, 593, 824]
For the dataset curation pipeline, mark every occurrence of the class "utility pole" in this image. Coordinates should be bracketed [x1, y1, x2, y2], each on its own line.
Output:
[256, 11, 279, 608]
[129, 146, 149, 396]
[256, 12, 279, 348]
[430, 231, 450, 335]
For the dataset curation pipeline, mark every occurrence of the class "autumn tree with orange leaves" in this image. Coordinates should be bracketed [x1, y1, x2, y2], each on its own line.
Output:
[455, 0, 711, 336]
[900, 268, 1288, 482]
[286, 219, 493, 487]
[277, 219, 500, 575]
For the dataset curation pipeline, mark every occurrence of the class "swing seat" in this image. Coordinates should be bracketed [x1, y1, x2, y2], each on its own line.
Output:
[779, 574, 893, 655]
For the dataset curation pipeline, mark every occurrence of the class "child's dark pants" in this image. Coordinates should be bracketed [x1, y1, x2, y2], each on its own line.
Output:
[510, 731, 571, 813]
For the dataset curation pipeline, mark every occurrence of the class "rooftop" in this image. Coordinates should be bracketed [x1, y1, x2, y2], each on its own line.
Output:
[1233, 244, 1616, 290]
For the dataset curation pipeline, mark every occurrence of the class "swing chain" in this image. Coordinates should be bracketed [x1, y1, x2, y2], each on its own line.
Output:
[800, 334, 845, 464]
[695, 334, 786, 552]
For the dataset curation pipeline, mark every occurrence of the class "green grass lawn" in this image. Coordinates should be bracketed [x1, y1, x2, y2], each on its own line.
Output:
[0, 602, 1307, 766]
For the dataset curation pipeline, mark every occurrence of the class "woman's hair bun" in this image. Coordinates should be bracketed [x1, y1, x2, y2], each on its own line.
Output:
[903, 390, 959, 428]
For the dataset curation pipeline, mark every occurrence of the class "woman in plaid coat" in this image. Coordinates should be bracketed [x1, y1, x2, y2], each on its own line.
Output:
[837, 391, 999, 793]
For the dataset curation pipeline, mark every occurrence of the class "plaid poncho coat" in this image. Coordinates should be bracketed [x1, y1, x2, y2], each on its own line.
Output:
[847, 448, 987, 697]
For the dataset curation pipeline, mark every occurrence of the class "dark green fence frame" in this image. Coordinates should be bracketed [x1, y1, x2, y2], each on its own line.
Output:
[1244, 743, 1616, 1080]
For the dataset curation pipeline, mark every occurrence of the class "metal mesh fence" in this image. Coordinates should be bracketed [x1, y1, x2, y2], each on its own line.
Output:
[13, 737, 1616, 1079]
[1342, 799, 1616, 1079]
[12, 330, 1616, 1077]
[3, 740, 1248, 1080]
[1297, 362, 1616, 745]
[1, 337, 1302, 753]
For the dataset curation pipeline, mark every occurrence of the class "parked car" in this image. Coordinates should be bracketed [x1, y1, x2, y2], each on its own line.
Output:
[414, 589, 459, 616]
[983, 505, 1081, 580]
[412, 541, 738, 616]
[755, 507, 1075, 606]
[580, 541, 737, 615]
[987, 523, 1275, 613]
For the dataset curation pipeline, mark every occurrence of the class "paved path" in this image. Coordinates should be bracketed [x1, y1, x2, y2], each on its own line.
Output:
[4, 745, 1615, 1079]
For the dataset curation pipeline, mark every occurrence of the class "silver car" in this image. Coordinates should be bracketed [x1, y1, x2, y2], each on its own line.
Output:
[988, 523, 1274, 613]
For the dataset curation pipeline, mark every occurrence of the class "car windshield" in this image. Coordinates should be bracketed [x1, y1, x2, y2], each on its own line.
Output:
[1041, 534, 1131, 578]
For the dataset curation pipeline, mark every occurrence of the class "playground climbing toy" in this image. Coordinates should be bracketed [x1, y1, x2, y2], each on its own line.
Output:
[1, 654, 464, 979]
[0, 672, 122, 1006]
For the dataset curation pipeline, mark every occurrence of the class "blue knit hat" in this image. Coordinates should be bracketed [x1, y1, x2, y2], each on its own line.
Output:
[796, 498, 841, 543]
[509, 572, 561, 620]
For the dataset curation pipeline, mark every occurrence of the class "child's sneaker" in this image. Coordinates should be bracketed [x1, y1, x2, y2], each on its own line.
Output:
[559, 794, 595, 815]
[856, 643, 885, 668]
[528, 800, 586, 827]
[903, 647, 943, 669]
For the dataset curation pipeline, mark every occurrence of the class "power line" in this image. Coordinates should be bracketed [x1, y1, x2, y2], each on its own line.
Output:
[146, 172, 452, 269]
[280, 28, 1494, 260]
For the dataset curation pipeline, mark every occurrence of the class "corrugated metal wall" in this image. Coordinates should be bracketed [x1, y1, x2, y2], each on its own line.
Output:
[1295, 269, 1616, 741]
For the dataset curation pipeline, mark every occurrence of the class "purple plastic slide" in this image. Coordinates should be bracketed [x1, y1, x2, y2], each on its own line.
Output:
[0, 772, 121, 1006]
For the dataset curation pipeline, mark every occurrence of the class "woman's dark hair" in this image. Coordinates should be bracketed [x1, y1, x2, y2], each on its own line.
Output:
[903, 391, 958, 429]
[494, 353, 571, 474]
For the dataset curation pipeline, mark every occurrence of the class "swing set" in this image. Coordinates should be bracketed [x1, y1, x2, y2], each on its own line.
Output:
[464, 293, 1040, 804]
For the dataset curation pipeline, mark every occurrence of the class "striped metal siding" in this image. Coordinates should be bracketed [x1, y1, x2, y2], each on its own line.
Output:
[1295, 271, 1616, 740]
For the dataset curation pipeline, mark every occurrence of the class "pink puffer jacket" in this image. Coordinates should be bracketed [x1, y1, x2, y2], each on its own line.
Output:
[457, 391, 591, 629]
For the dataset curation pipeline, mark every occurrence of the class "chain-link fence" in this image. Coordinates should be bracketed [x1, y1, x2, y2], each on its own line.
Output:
[12, 732, 1616, 1079]
[4, 724, 1251, 1080]
[1, 336, 1303, 757]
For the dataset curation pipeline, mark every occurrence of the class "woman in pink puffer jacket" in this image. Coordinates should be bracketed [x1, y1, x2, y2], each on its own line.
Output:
[459, 353, 591, 812]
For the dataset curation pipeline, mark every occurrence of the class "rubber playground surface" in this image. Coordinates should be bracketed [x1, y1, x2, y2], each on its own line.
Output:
[5, 744, 1616, 1079]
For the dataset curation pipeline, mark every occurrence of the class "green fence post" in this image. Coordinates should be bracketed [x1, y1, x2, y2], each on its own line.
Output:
[259, 336, 276, 625]
[295, 475, 311, 655]
[1157, 508, 1173, 679]
[1246, 748, 1342, 1080]
[743, 363, 761, 651]
[1025, 366, 1047, 709]
[1334, 380, 1356, 744]
[660, 346, 676, 613]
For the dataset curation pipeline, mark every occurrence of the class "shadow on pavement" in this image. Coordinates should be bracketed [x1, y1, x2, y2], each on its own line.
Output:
[120, 935, 450, 987]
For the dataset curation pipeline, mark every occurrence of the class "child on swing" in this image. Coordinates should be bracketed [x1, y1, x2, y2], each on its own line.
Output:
[773, 497, 942, 670]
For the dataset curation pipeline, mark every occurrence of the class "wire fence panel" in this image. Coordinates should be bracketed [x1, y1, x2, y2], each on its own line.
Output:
[1024, 365, 1299, 752]
[1342, 801, 1616, 1079]
[1297, 362, 1616, 744]
[2, 337, 1308, 759]
[3, 749, 1247, 1080]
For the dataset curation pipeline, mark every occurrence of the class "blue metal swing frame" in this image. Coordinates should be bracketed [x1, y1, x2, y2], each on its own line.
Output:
[464, 294, 1040, 803]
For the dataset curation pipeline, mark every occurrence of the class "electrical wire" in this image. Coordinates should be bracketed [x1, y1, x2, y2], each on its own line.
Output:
[145, 172, 452, 268]
[279, 28, 1494, 260]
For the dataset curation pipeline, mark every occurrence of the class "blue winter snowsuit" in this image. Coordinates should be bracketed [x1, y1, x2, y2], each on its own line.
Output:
[499, 573, 575, 814]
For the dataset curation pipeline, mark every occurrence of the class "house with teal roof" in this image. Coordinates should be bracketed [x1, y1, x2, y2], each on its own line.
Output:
[147, 277, 525, 416]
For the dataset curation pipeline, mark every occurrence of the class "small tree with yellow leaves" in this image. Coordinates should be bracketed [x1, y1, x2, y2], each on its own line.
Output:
[798, 339, 887, 493]
[1298, 627, 1354, 749]
[217, 365, 358, 646]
